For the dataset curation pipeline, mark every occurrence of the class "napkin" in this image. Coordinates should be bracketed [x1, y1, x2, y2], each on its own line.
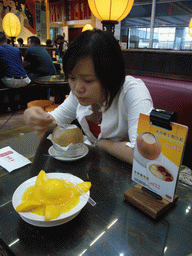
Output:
[0, 146, 31, 172]
[47, 134, 87, 151]
[179, 165, 192, 186]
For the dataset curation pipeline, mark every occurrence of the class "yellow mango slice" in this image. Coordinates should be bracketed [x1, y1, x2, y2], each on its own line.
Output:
[16, 200, 42, 212]
[33, 186, 44, 203]
[44, 205, 60, 221]
[22, 185, 35, 201]
[35, 170, 48, 187]
[78, 182, 91, 192]
[71, 182, 91, 196]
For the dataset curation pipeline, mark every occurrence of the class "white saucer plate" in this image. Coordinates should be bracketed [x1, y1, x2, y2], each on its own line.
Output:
[48, 144, 89, 161]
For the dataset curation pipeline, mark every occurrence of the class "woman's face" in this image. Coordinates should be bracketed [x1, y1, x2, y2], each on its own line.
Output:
[68, 57, 105, 107]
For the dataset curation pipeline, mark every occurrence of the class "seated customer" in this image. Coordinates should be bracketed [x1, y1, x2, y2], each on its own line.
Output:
[17, 38, 24, 47]
[46, 39, 53, 47]
[23, 29, 153, 165]
[0, 32, 31, 88]
[23, 36, 56, 82]
[6, 38, 11, 44]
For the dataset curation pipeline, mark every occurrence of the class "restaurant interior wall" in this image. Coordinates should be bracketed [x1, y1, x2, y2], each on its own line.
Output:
[0, 0, 38, 44]
[49, 0, 98, 44]
[0, 0, 117, 46]
[120, 0, 192, 50]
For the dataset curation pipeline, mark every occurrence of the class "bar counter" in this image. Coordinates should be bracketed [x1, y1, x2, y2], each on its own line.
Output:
[0, 131, 192, 256]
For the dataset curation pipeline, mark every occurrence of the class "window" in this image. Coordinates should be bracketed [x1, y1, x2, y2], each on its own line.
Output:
[121, 0, 192, 50]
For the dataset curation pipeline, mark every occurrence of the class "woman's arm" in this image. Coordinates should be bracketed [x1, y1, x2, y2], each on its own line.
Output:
[97, 77, 153, 165]
[97, 139, 134, 165]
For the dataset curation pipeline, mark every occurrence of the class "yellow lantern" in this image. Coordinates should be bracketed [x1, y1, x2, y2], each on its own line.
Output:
[2, 13, 21, 45]
[82, 24, 93, 32]
[88, 0, 134, 33]
[189, 18, 192, 37]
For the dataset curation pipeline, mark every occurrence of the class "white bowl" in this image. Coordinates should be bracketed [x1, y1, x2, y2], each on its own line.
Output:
[12, 173, 90, 227]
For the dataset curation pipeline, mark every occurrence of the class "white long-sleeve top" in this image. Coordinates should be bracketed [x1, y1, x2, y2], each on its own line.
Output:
[50, 76, 153, 148]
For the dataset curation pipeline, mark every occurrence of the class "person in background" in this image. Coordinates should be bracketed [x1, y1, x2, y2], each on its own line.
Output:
[54, 34, 64, 60]
[6, 38, 11, 44]
[17, 38, 24, 47]
[23, 29, 153, 165]
[46, 39, 53, 47]
[54, 34, 68, 59]
[22, 36, 56, 82]
[54, 34, 63, 48]
[0, 32, 31, 88]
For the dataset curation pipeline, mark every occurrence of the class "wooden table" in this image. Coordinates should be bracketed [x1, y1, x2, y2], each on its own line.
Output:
[0, 131, 192, 256]
[34, 75, 70, 104]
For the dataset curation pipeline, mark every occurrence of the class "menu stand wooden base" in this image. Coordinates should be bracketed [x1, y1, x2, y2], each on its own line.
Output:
[124, 184, 178, 219]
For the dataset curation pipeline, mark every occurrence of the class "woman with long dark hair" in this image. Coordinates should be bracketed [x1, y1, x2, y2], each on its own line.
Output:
[24, 29, 153, 164]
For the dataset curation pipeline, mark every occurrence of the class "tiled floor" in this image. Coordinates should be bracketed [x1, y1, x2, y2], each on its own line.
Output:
[0, 109, 26, 134]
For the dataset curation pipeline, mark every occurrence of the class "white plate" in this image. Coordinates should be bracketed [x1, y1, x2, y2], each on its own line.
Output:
[48, 144, 89, 161]
[12, 173, 90, 227]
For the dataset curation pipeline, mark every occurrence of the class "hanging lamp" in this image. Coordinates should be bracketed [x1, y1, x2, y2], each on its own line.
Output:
[2, 13, 21, 46]
[88, 0, 134, 34]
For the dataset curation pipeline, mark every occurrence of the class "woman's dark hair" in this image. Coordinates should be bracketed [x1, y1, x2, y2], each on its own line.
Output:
[63, 29, 125, 110]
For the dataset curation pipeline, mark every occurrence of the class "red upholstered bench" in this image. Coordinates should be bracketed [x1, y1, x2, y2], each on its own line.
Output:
[133, 75, 192, 168]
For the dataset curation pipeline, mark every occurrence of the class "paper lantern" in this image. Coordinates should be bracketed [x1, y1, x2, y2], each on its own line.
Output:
[189, 18, 192, 37]
[88, 0, 134, 22]
[88, 0, 134, 33]
[82, 24, 93, 32]
[2, 13, 21, 38]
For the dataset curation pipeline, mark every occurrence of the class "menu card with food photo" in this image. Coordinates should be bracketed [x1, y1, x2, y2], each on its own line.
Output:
[132, 113, 188, 202]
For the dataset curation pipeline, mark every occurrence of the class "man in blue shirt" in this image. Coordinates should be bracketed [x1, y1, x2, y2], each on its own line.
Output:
[23, 36, 56, 82]
[0, 32, 31, 88]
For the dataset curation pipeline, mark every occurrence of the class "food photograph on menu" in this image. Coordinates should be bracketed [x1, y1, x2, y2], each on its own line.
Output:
[132, 113, 188, 202]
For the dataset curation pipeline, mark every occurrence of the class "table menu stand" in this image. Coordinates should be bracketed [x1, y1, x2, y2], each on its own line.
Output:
[124, 109, 179, 219]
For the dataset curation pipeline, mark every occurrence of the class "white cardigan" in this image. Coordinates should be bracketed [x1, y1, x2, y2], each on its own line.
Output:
[50, 76, 153, 148]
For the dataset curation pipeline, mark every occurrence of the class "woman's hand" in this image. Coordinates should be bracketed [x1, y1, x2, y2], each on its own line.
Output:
[23, 106, 55, 135]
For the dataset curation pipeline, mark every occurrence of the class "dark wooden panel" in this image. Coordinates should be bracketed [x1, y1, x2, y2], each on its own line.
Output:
[123, 49, 192, 82]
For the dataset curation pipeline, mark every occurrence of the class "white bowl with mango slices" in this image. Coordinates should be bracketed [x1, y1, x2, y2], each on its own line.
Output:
[12, 171, 91, 227]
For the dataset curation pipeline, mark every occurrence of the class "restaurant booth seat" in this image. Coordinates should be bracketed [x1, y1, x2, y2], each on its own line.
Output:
[132, 75, 192, 168]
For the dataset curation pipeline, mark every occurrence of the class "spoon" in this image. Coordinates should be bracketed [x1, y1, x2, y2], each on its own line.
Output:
[71, 184, 96, 206]
[62, 175, 96, 207]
